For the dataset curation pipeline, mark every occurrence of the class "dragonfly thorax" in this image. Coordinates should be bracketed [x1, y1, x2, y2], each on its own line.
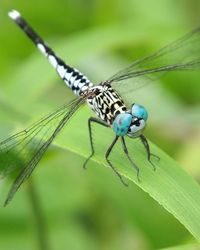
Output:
[86, 83, 127, 125]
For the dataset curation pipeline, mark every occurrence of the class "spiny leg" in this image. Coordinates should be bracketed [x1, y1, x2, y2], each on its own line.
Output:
[140, 134, 160, 171]
[83, 117, 109, 169]
[121, 137, 141, 182]
[105, 136, 128, 186]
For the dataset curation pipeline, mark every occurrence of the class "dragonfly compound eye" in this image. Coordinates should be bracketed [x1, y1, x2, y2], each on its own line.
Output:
[112, 113, 132, 136]
[127, 118, 146, 137]
[131, 103, 148, 121]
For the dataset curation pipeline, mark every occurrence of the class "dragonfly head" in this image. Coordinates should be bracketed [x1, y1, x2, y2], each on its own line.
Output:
[112, 104, 148, 137]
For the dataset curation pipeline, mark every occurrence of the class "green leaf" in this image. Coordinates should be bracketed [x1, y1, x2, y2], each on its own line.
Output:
[160, 243, 200, 250]
[53, 106, 200, 241]
[1, 7, 200, 246]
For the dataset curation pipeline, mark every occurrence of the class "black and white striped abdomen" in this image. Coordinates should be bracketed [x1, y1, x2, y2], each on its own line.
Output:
[87, 84, 127, 125]
[8, 10, 93, 96]
[37, 43, 93, 96]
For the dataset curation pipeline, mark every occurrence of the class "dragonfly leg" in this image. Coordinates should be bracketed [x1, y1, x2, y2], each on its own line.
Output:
[83, 117, 109, 169]
[105, 136, 128, 186]
[121, 137, 141, 182]
[139, 134, 160, 171]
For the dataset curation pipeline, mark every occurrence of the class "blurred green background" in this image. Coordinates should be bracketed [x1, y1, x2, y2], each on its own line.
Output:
[0, 1, 200, 250]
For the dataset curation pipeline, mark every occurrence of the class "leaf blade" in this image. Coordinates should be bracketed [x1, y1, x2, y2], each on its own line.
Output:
[54, 106, 200, 241]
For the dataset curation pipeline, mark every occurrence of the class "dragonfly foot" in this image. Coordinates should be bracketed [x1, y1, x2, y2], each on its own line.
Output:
[148, 160, 156, 171]
[136, 169, 141, 182]
[151, 153, 160, 161]
[119, 174, 129, 187]
[148, 153, 160, 171]
[83, 155, 92, 169]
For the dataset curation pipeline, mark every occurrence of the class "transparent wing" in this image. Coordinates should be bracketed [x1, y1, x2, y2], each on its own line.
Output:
[107, 27, 200, 87]
[0, 97, 85, 206]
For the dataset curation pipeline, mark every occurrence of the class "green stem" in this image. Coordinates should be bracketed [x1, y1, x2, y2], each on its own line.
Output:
[27, 178, 50, 250]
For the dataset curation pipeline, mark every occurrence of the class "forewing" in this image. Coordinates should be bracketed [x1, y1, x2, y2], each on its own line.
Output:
[107, 27, 200, 88]
[0, 97, 85, 206]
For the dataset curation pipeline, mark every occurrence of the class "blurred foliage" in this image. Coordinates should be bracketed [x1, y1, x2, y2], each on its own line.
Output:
[0, 0, 200, 250]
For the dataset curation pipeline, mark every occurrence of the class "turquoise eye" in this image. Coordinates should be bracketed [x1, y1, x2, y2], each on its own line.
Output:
[112, 113, 132, 136]
[131, 104, 148, 121]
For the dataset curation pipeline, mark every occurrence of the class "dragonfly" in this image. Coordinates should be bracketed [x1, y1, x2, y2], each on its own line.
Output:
[1, 9, 200, 206]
